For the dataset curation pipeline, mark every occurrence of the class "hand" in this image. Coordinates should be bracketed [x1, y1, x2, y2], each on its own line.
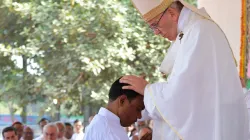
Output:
[120, 75, 148, 95]
[140, 132, 152, 140]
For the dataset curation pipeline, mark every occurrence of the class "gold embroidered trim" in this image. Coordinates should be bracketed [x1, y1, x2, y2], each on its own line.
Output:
[143, 0, 174, 22]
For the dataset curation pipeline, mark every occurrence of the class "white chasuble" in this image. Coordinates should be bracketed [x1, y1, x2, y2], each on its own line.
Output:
[144, 7, 249, 140]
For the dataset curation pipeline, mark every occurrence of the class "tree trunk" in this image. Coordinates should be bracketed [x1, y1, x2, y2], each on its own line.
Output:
[21, 106, 27, 123]
[21, 55, 27, 123]
[81, 86, 91, 128]
[8, 102, 15, 122]
[56, 103, 61, 121]
[84, 103, 90, 127]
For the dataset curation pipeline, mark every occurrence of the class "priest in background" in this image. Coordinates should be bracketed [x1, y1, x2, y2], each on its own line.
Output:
[120, 0, 249, 140]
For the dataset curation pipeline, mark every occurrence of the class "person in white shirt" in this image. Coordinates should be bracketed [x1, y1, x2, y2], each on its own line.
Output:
[55, 122, 68, 140]
[71, 120, 84, 140]
[84, 78, 149, 140]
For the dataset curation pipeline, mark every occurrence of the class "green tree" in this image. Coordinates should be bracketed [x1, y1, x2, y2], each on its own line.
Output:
[0, 0, 196, 122]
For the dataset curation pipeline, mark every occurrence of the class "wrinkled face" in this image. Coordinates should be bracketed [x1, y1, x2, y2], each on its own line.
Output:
[13, 124, 23, 140]
[23, 127, 33, 140]
[117, 95, 145, 127]
[3, 131, 18, 140]
[40, 120, 49, 132]
[56, 123, 65, 138]
[148, 7, 180, 41]
[64, 126, 73, 139]
[43, 127, 58, 140]
[74, 122, 83, 133]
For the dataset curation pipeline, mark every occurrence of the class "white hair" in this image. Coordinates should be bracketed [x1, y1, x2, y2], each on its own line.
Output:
[43, 123, 59, 134]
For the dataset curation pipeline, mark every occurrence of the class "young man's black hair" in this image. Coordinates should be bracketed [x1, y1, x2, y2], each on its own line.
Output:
[2, 127, 17, 138]
[38, 118, 49, 124]
[64, 122, 72, 127]
[109, 78, 141, 102]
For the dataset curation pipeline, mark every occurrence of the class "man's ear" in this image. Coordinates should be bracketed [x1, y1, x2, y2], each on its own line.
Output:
[118, 95, 127, 107]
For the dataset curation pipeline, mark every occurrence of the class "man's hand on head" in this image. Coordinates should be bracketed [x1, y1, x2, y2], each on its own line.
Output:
[120, 75, 149, 95]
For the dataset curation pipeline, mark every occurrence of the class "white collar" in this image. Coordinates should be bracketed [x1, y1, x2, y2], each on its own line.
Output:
[159, 7, 195, 75]
[177, 7, 192, 34]
[98, 107, 120, 123]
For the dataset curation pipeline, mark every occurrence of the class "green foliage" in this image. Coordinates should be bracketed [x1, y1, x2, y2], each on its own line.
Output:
[0, 0, 195, 116]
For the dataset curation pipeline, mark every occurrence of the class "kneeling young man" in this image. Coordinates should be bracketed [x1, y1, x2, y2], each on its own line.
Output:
[84, 78, 145, 140]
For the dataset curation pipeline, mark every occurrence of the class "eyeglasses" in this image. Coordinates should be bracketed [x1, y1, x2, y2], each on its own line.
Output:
[149, 8, 168, 32]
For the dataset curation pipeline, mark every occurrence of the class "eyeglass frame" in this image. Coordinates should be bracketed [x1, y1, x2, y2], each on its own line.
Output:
[149, 8, 168, 32]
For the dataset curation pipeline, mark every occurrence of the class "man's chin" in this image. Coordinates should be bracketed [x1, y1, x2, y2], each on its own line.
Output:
[121, 123, 129, 127]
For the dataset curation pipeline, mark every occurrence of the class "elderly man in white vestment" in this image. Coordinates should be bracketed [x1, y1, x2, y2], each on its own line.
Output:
[84, 78, 152, 140]
[120, 0, 249, 140]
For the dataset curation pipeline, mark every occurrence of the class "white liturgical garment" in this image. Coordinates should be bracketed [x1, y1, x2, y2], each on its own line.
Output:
[84, 107, 129, 140]
[144, 7, 249, 140]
